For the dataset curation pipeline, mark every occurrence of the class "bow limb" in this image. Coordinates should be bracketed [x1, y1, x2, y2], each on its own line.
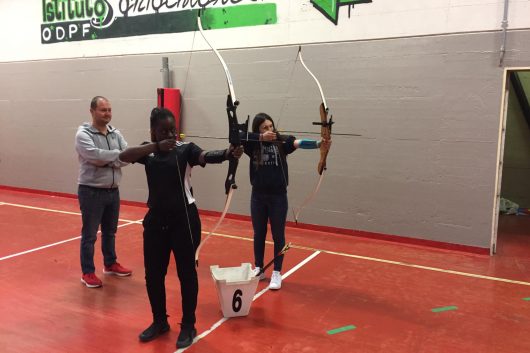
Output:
[195, 11, 243, 265]
[197, 12, 242, 193]
[293, 173, 325, 223]
[195, 186, 235, 266]
[294, 46, 334, 223]
[298, 46, 328, 112]
[197, 13, 237, 106]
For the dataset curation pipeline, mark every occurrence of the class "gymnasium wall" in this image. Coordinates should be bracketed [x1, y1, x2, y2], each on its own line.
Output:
[1, 1, 530, 250]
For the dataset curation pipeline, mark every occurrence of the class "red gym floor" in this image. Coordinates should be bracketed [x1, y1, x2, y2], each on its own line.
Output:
[1, 188, 530, 353]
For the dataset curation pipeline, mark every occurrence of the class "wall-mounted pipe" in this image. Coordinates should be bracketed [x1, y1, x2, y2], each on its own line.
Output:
[499, 0, 510, 67]
[161, 57, 170, 88]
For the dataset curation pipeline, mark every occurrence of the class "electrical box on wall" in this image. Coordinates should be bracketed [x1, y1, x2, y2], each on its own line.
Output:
[157, 88, 181, 137]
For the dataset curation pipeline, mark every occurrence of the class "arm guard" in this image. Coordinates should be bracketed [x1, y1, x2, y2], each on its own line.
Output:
[204, 149, 228, 164]
[298, 139, 321, 149]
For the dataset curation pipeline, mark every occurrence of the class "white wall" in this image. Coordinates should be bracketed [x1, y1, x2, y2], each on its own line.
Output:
[1, 0, 529, 62]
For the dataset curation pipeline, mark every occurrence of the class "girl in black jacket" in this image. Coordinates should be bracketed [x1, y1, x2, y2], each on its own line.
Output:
[119, 107, 243, 348]
[240, 113, 330, 290]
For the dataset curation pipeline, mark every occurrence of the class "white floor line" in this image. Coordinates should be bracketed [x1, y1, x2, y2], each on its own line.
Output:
[0, 201, 140, 223]
[0, 220, 141, 261]
[201, 231, 530, 287]
[253, 250, 321, 300]
[176, 250, 321, 353]
[321, 248, 530, 286]
[4, 199, 530, 286]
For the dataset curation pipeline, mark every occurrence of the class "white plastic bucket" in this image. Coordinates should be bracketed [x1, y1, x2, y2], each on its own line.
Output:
[210, 263, 259, 318]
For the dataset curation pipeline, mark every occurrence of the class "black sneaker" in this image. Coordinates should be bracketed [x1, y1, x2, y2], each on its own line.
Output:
[176, 325, 197, 348]
[139, 321, 170, 342]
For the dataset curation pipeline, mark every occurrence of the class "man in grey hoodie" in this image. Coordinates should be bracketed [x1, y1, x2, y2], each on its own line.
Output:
[75, 96, 132, 288]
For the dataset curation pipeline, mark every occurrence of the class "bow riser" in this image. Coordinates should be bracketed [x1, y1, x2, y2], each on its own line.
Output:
[225, 95, 241, 194]
[314, 103, 333, 175]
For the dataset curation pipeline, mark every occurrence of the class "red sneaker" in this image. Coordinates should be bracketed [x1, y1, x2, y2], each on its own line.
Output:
[103, 263, 132, 277]
[81, 273, 103, 288]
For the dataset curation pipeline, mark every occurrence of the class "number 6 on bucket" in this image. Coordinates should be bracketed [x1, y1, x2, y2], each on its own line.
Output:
[232, 289, 243, 312]
[210, 263, 260, 318]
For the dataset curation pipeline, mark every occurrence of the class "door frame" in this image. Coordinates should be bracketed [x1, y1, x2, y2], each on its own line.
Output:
[491, 67, 530, 255]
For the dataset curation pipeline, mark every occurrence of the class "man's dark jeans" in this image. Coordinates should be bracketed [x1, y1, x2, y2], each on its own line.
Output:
[78, 185, 119, 274]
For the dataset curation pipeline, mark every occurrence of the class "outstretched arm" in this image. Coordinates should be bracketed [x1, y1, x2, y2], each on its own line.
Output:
[119, 139, 176, 163]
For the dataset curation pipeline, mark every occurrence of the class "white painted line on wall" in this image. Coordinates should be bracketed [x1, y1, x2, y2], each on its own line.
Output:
[176, 250, 321, 353]
[0, 220, 141, 261]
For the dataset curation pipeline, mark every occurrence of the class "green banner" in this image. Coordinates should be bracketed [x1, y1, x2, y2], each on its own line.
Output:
[41, 3, 277, 44]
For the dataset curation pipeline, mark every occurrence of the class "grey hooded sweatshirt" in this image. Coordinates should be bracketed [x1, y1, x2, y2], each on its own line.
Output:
[75, 123, 128, 188]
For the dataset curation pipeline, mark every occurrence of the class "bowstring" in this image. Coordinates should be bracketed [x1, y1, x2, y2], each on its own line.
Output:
[175, 153, 196, 256]
[174, 16, 199, 261]
[275, 47, 300, 221]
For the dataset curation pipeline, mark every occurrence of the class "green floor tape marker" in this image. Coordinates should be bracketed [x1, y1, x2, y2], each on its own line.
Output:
[431, 306, 458, 313]
[523, 298, 530, 301]
[327, 325, 356, 335]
